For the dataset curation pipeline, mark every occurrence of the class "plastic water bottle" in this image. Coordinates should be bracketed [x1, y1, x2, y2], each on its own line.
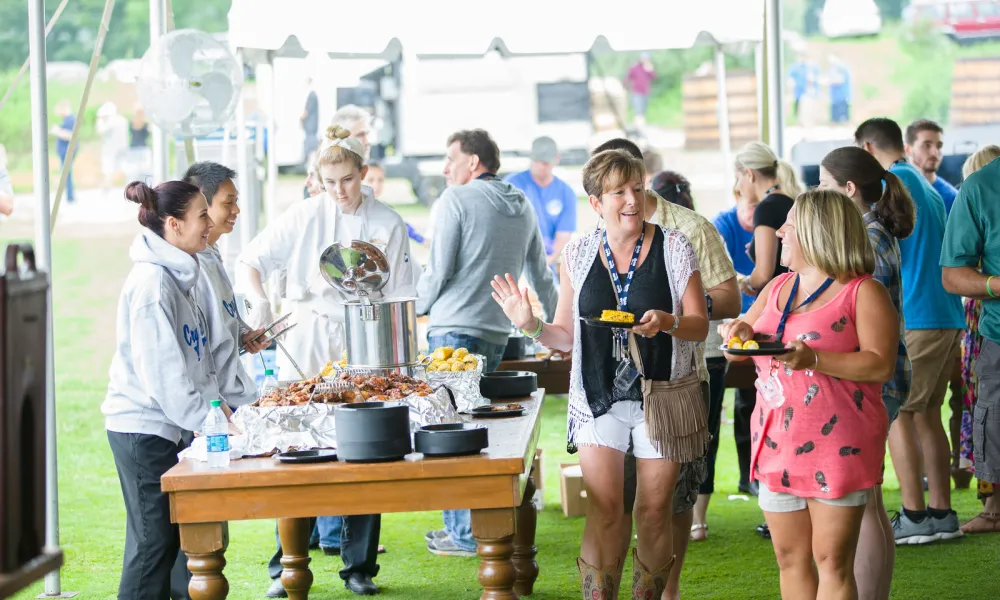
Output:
[259, 369, 279, 400]
[204, 399, 231, 468]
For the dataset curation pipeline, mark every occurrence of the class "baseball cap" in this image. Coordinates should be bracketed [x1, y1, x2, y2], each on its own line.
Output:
[530, 136, 558, 163]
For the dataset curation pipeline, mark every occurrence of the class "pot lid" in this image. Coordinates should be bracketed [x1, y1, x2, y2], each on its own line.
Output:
[319, 240, 390, 297]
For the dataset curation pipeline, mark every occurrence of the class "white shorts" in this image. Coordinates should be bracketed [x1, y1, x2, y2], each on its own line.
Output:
[758, 481, 870, 513]
[575, 401, 663, 459]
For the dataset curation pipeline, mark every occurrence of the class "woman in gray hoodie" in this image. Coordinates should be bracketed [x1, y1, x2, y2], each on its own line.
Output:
[102, 180, 221, 599]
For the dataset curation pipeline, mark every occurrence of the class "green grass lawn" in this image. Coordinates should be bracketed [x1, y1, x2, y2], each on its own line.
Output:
[6, 234, 999, 599]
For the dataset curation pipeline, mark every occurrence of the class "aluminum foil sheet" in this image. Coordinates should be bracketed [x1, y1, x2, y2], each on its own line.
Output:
[425, 353, 490, 413]
[228, 386, 460, 457]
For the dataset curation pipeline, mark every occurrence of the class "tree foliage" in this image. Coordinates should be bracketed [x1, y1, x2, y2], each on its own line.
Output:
[0, 0, 231, 70]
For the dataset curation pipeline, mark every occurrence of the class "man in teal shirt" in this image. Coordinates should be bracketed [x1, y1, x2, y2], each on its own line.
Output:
[942, 154, 1000, 535]
[857, 118, 966, 543]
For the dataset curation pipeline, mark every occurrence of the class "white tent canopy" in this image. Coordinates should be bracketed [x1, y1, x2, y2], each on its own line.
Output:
[227, 0, 764, 59]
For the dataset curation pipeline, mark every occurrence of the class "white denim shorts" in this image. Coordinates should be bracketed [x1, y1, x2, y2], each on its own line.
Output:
[758, 481, 870, 513]
[575, 401, 663, 459]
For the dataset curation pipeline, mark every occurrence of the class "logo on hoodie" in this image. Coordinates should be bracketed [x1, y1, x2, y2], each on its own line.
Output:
[222, 296, 237, 319]
[183, 324, 207, 362]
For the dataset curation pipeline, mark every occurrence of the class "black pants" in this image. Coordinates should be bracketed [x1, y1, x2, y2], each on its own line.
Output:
[700, 358, 728, 495]
[734, 387, 756, 486]
[268, 514, 381, 582]
[108, 431, 185, 600]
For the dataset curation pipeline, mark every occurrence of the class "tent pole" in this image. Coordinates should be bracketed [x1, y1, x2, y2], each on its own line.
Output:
[149, 0, 169, 182]
[765, 0, 784, 156]
[236, 50, 253, 249]
[714, 44, 733, 177]
[28, 0, 74, 596]
[266, 55, 279, 228]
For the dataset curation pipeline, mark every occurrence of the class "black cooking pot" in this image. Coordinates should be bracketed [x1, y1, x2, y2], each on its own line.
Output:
[415, 423, 489, 457]
[334, 402, 412, 462]
[503, 335, 531, 360]
[480, 370, 537, 399]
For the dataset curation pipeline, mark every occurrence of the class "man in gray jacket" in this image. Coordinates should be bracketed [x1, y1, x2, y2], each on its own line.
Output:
[418, 129, 557, 556]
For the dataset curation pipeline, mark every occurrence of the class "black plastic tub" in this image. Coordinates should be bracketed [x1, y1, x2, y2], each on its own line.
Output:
[480, 371, 538, 399]
[415, 423, 489, 457]
[334, 401, 412, 462]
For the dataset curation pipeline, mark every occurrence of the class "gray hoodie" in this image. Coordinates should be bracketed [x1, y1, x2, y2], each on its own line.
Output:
[417, 178, 558, 346]
[197, 245, 256, 408]
[102, 229, 221, 443]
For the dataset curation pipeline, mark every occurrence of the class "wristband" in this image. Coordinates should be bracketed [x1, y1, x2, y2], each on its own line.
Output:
[664, 313, 680, 335]
[988, 276, 997, 299]
[522, 317, 543, 339]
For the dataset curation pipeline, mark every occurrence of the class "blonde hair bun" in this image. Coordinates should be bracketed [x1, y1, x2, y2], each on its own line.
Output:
[326, 125, 351, 141]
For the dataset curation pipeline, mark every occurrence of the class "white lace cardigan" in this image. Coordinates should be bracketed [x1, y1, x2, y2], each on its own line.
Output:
[562, 226, 701, 447]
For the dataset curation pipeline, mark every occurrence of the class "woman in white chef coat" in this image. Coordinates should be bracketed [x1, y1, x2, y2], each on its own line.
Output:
[237, 125, 417, 378]
[237, 125, 415, 597]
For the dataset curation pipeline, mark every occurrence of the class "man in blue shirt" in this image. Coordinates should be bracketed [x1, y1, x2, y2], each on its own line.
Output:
[905, 119, 958, 214]
[505, 136, 577, 268]
[50, 100, 76, 203]
[857, 117, 966, 544]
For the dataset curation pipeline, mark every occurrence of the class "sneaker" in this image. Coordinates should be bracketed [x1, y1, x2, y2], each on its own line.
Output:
[929, 511, 965, 541]
[265, 579, 288, 598]
[425, 529, 448, 543]
[427, 535, 477, 557]
[891, 511, 936, 545]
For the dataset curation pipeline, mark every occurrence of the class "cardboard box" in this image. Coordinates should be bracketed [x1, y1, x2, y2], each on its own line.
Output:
[560, 462, 588, 517]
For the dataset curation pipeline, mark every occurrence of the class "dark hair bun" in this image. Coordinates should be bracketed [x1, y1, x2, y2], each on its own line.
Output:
[125, 181, 157, 211]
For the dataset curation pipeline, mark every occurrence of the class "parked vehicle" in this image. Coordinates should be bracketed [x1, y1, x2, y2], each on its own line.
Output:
[905, 0, 1000, 42]
[821, 0, 883, 39]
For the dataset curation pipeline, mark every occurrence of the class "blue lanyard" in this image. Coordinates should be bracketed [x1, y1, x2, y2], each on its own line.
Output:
[603, 227, 645, 352]
[764, 184, 780, 196]
[775, 275, 834, 343]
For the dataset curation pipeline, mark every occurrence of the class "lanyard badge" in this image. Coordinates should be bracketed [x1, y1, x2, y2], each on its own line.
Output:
[604, 228, 645, 393]
[759, 275, 834, 410]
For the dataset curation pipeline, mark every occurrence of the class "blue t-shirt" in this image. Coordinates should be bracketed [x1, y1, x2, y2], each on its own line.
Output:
[932, 176, 958, 215]
[712, 207, 756, 313]
[505, 170, 577, 256]
[890, 161, 964, 330]
[56, 115, 74, 157]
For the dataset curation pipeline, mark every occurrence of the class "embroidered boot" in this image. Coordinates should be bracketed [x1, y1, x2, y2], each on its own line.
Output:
[577, 556, 620, 600]
[630, 547, 673, 600]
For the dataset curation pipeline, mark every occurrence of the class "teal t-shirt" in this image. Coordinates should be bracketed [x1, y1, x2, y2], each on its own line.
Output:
[891, 161, 964, 330]
[941, 156, 1000, 343]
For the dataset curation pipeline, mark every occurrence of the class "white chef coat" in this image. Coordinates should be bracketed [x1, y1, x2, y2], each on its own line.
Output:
[236, 187, 417, 378]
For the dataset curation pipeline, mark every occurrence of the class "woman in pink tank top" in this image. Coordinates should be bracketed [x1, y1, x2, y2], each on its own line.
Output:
[722, 190, 900, 600]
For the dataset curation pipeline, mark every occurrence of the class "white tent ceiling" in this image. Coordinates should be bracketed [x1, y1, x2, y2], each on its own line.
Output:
[228, 0, 764, 58]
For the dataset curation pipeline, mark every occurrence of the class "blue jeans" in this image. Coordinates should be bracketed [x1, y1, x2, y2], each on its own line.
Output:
[428, 333, 507, 552]
[58, 150, 74, 202]
[313, 516, 343, 549]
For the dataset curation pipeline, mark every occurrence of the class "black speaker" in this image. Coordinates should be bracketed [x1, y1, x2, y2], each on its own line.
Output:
[0, 244, 50, 574]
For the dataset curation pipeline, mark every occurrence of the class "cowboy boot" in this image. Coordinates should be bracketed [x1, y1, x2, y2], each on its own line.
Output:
[577, 556, 620, 600]
[630, 547, 674, 600]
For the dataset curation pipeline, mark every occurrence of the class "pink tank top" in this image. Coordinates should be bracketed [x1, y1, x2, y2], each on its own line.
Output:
[750, 273, 888, 498]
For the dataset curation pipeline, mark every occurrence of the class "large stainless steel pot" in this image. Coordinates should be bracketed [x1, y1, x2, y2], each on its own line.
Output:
[343, 296, 419, 368]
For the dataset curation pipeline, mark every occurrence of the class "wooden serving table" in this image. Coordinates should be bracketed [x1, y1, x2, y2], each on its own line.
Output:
[162, 393, 544, 600]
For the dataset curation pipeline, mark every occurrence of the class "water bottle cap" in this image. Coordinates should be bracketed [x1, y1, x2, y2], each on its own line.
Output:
[210, 399, 222, 407]
[265, 369, 274, 376]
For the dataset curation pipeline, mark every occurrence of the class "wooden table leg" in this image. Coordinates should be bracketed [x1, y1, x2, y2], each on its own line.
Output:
[278, 517, 313, 600]
[180, 522, 229, 600]
[513, 473, 539, 596]
[471, 507, 518, 600]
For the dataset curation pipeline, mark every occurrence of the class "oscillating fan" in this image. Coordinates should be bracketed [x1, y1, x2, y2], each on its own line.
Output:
[136, 29, 244, 138]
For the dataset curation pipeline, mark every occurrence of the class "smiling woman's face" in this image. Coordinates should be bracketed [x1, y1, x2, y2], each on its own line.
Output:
[590, 175, 645, 237]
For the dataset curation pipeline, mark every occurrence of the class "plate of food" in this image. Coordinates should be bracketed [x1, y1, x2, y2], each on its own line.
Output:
[720, 337, 791, 357]
[581, 310, 636, 330]
[471, 403, 526, 418]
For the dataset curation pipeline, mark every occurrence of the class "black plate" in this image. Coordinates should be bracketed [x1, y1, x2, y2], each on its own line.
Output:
[275, 449, 338, 464]
[581, 317, 634, 330]
[472, 405, 526, 418]
[719, 342, 792, 357]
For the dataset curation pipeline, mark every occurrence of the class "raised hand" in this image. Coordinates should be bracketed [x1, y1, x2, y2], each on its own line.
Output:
[490, 273, 536, 332]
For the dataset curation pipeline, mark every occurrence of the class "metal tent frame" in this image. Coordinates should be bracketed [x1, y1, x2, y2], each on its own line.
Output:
[24, 0, 786, 596]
